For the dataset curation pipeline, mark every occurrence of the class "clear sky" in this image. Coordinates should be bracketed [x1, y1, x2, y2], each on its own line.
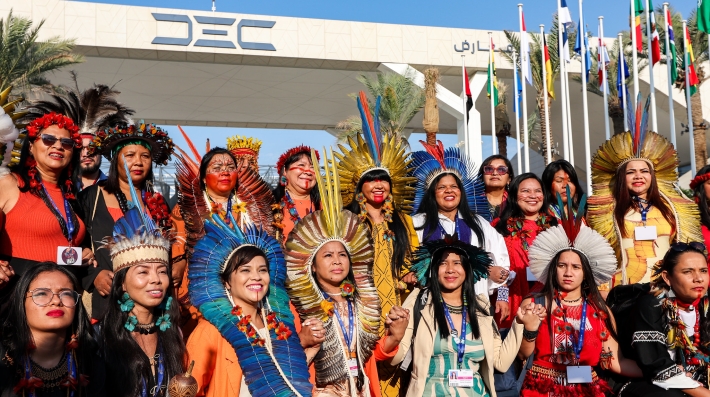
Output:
[74, 0, 698, 166]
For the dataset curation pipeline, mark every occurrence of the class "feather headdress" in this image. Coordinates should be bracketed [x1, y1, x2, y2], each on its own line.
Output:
[188, 213, 312, 397]
[284, 148, 379, 389]
[227, 135, 262, 171]
[88, 122, 174, 165]
[410, 141, 489, 220]
[276, 145, 319, 174]
[335, 91, 416, 212]
[587, 95, 701, 284]
[529, 188, 617, 285]
[174, 127, 274, 259]
[410, 234, 492, 288]
[77, 84, 134, 137]
[0, 86, 25, 176]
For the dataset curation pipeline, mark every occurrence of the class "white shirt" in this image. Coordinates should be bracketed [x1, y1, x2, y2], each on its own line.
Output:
[411, 212, 510, 296]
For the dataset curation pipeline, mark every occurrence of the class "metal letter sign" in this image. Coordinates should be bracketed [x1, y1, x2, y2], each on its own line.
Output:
[151, 13, 276, 51]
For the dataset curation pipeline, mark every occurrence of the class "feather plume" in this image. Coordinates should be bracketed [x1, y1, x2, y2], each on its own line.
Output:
[178, 125, 201, 162]
[173, 148, 209, 255]
[79, 84, 134, 134]
[356, 92, 379, 165]
[411, 238, 491, 288]
[638, 96, 651, 154]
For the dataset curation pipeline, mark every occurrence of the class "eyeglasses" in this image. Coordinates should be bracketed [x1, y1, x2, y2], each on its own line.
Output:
[39, 134, 76, 151]
[26, 288, 79, 307]
[483, 165, 509, 175]
[670, 242, 707, 253]
[208, 164, 237, 174]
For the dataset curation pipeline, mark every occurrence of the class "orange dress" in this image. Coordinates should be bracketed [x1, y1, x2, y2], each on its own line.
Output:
[279, 197, 316, 243]
[187, 319, 246, 397]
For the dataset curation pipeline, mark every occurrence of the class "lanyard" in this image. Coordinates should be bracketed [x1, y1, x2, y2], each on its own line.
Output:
[42, 184, 75, 244]
[555, 298, 587, 361]
[634, 196, 652, 224]
[443, 303, 467, 369]
[438, 211, 460, 237]
[333, 299, 355, 357]
[141, 349, 165, 397]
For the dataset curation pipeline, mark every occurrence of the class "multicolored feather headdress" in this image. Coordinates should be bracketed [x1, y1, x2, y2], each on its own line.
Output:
[227, 135, 262, 171]
[410, 234, 492, 288]
[189, 213, 312, 397]
[410, 140, 489, 220]
[76, 83, 134, 137]
[529, 189, 617, 285]
[276, 145, 320, 174]
[284, 148, 380, 388]
[88, 121, 174, 165]
[335, 91, 416, 212]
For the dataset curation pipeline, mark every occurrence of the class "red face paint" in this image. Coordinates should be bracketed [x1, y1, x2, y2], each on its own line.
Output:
[205, 171, 237, 195]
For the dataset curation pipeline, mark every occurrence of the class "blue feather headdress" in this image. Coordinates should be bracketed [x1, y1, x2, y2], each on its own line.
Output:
[189, 212, 312, 397]
[410, 234, 492, 287]
[410, 140, 489, 221]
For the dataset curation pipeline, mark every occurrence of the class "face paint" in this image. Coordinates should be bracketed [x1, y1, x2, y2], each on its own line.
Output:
[205, 171, 238, 195]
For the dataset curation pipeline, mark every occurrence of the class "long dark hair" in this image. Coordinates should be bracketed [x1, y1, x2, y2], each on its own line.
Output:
[694, 165, 710, 231]
[273, 152, 321, 207]
[101, 267, 187, 397]
[1, 262, 95, 385]
[533, 250, 618, 349]
[103, 142, 155, 195]
[414, 172, 485, 246]
[541, 160, 585, 212]
[199, 147, 239, 193]
[345, 169, 412, 278]
[477, 154, 515, 186]
[427, 248, 486, 339]
[495, 173, 557, 236]
[13, 134, 80, 199]
[613, 161, 675, 238]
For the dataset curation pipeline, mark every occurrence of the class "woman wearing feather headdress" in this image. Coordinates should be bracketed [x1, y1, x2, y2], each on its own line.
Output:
[285, 149, 408, 397]
[690, 166, 710, 256]
[79, 121, 173, 322]
[0, 88, 96, 299]
[170, 129, 274, 339]
[389, 235, 538, 397]
[518, 198, 641, 397]
[587, 96, 702, 287]
[185, 212, 312, 397]
[335, 92, 418, 397]
[541, 160, 586, 223]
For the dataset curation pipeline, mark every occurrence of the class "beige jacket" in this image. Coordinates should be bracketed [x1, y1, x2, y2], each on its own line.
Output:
[390, 289, 524, 397]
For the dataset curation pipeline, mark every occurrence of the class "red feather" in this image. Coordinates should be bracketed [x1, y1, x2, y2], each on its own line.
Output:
[419, 140, 447, 169]
[178, 125, 201, 162]
[206, 138, 211, 153]
[633, 102, 642, 151]
[359, 91, 378, 149]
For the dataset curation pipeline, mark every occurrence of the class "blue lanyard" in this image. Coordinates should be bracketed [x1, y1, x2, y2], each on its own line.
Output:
[634, 196, 652, 224]
[438, 211, 460, 237]
[141, 348, 165, 397]
[332, 299, 355, 356]
[443, 303, 467, 369]
[42, 184, 75, 243]
[555, 298, 587, 360]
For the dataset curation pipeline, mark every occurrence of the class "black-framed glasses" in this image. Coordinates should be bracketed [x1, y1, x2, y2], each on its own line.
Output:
[39, 134, 76, 150]
[670, 242, 707, 254]
[26, 288, 79, 307]
[483, 165, 509, 175]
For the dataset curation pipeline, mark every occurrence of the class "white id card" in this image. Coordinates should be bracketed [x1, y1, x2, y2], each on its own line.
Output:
[566, 365, 593, 383]
[347, 358, 358, 377]
[448, 369, 474, 388]
[526, 267, 537, 281]
[634, 225, 657, 241]
[57, 246, 81, 266]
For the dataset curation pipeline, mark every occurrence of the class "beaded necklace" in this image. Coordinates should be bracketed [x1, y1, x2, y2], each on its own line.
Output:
[506, 214, 551, 250]
[665, 296, 710, 367]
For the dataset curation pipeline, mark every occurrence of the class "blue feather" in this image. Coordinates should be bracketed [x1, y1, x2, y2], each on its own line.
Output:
[121, 154, 152, 231]
[625, 93, 637, 134]
[357, 95, 380, 165]
[639, 95, 651, 147]
[373, 95, 382, 152]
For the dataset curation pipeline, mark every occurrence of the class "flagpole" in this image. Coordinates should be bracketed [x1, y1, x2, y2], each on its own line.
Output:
[631, 0, 640, 108]
[663, 2, 676, 147]
[489, 32, 498, 155]
[461, 55, 469, 152]
[541, 24, 552, 163]
[518, 4, 530, 172]
[645, 0, 659, 132]
[683, 20, 696, 176]
[619, 33, 629, 130]
[580, 0, 591, 194]
[558, 0, 570, 161]
[513, 50, 522, 173]
[600, 17, 611, 140]
[564, 46, 574, 167]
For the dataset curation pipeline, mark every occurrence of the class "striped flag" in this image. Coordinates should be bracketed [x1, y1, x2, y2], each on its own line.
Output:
[633, 0, 644, 53]
[684, 25, 699, 96]
[666, 7, 678, 82]
[543, 34, 555, 99]
[521, 12, 532, 85]
[648, 0, 661, 64]
[464, 69, 473, 123]
[597, 35, 611, 92]
[487, 37, 499, 106]
[699, 0, 710, 33]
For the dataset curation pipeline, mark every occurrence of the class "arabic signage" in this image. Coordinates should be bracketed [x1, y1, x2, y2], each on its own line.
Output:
[454, 40, 514, 54]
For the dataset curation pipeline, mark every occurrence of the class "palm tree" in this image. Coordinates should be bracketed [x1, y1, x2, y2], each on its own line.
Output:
[503, 14, 572, 164]
[0, 11, 83, 94]
[336, 70, 425, 141]
[495, 80, 511, 157]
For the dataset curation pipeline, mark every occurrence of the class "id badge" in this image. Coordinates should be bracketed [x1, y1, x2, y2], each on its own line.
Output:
[634, 225, 657, 241]
[347, 358, 358, 377]
[57, 246, 82, 266]
[447, 369, 474, 388]
[566, 365, 593, 383]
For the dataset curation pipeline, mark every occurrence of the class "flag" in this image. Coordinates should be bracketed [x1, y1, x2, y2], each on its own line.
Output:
[597, 35, 610, 92]
[513, 64, 523, 118]
[521, 12, 533, 85]
[559, 0, 573, 26]
[464, 69, 473, 123]
[684, 25, 700, 96]
[666, 8, 678, 82]
[561, 25, 570, 62]
[617, 54, 629, 99]
[632, 0, 644, 53]
[648, 0, 661, 64]
[699, 0, 710, 33]
[487, 37, 499, 106]
[574, 20, 592, 79]
[543, 34, 555, 99]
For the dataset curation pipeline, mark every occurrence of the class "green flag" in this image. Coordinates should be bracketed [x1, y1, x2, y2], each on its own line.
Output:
[634, 0, 644, 15]
[700, 0, 710, 33]
[669, 31, 678, 82]
[487, 43, 499, 106]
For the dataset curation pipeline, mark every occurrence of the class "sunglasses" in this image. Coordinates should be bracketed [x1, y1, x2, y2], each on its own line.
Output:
[39, 134, 76, 150]
[483, 165, 509, 175]
[670, 242, 707, 253]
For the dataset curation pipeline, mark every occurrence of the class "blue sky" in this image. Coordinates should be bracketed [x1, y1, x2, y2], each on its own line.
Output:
[77, 0, 697, 165]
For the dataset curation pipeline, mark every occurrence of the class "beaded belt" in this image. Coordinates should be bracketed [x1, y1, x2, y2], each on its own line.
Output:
[529, 363, 599, 385]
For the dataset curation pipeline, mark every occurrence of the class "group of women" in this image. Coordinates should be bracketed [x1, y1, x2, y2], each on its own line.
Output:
[1, 82, 710, 397]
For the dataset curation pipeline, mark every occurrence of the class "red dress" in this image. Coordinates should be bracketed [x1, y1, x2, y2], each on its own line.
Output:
[521, 302, 611, 397]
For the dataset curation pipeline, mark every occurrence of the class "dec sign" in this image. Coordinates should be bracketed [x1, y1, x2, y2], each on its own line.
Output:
[151, 13, 276, 51]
